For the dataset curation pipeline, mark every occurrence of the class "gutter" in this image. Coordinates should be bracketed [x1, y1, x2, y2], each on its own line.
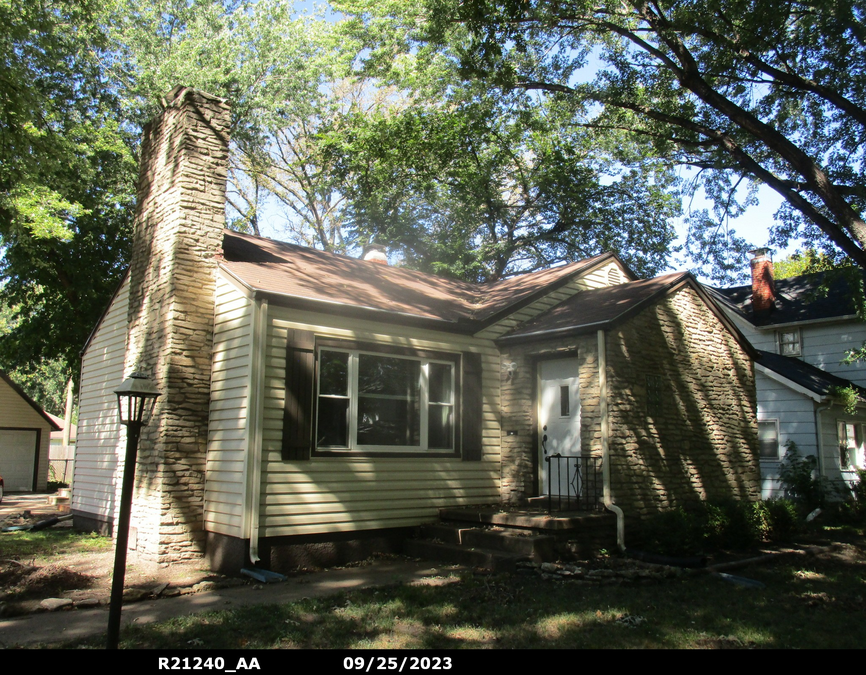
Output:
[598, 329, 625, 552]
[754, 315, 859, 331]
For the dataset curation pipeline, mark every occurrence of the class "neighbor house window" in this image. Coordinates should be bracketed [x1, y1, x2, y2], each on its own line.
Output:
[837, 421, 864, 470]
[758, 420, 780, 460]
[778, 329, 801, 356]
[316, 348, 456, 453]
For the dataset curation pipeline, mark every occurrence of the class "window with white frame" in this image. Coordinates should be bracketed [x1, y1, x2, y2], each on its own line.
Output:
[758, 420, 780, 460]
[777, 329, 801, 356]
[316, 348, 456, 453]
[837, 421, 865, 470]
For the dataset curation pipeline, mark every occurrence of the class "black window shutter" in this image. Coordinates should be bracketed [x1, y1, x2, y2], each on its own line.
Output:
[282, 329, 315, 460]
[462, 351, 483, 461]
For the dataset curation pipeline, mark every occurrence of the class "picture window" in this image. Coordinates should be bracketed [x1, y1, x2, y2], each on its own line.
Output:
[316, 347, 456, 453]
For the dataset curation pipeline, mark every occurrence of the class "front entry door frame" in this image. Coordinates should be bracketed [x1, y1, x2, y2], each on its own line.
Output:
[537, 358, 581, 497]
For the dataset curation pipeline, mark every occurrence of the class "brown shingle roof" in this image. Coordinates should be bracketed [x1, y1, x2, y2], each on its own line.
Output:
[498, 272, 692, 341]
[496, 271, 758, 360]
[219, 230, 618, 329]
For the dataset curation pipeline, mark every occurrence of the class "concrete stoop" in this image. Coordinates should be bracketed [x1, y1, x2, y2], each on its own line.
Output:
[405, 507, 618, 571]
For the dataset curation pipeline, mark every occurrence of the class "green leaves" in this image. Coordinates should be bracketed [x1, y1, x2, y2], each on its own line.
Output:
[324, 93, 680, 281]
[425, 0, 866, 281]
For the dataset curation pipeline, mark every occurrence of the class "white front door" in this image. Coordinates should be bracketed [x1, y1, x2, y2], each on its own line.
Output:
[538, 358, 581, 497]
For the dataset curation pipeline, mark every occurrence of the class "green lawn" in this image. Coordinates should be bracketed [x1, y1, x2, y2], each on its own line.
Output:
[0, 528, 111, 560]
[58, 540, 866, 650]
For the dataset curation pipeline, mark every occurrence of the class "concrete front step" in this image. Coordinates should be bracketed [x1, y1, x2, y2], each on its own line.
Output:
[405, 538, 525, 572]
[439, 507, 614, 531]
[418, 524, 555, 562]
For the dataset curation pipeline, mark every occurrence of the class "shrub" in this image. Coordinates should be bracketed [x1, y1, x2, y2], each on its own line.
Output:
[777, 441, 849, 512]
[764, 498, 801, 540]
[639, 498, 802, 555]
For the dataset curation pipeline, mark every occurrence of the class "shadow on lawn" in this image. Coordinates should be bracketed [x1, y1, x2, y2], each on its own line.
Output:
[74, 540, 865, 650]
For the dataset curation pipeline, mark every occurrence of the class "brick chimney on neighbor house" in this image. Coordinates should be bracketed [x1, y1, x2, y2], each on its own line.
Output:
[749, 248, 776, 315]
[121, 86, 230, 565]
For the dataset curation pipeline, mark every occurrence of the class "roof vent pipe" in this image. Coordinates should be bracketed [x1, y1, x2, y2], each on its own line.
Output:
[749, 248, 775, 314]
[363, 244, 389, 265]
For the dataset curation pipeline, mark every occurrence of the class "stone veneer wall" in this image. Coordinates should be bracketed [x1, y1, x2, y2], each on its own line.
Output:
[498, 285, 760, 511]
[605, 286, 760, 516]
[499, 338, 601, 504]
[122, 87, 230, 564]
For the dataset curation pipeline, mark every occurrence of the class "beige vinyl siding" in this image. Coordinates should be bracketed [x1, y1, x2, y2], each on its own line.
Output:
[260, 306, 501, 538]
[73, 279, 129, 519]
[0, 382, 52, 492]
[204, 273, 254, 537]
[476, 261, 628, 340]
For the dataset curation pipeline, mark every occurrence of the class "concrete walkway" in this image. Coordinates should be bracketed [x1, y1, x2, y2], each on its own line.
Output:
[0, 559, 451, 647]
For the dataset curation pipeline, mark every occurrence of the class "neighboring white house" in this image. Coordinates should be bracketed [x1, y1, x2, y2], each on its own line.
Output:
[46, 412, 76, 485]
[0, 370, 59, 492]
[712, 250, 866, 498]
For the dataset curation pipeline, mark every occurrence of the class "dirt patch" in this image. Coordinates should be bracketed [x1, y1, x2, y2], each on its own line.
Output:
[0, 543, 234, 616]
[0, 507, 245, 617]
[1, 562, 95, 600]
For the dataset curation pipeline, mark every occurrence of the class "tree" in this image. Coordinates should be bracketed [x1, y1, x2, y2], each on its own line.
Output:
[108, 0, 356, 243]
[773, 249, 837, 279]
[0, 0, 137, 382]
[406, 0, 866, 281]
[324, 95, 681, 281]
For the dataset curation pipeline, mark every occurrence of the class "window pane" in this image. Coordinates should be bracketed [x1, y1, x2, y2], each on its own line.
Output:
[319, 351, 348, 395]
[758, 421, 778, 459]
[428, 363, 453, 404]
[317, 397, 349, 447]
[779, 330, 800, 356]
[358, 355, 420, 398]
[428, 404, 453, 450]
[358, 397, 420, 446]
[560, 385, 570, 417]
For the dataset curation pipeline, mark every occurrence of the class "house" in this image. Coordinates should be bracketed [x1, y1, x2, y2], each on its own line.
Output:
[0, 370, 59, 493]
[46, 412, 76, 485]
[712, 250, 866, 498]
[72, 87, 760, 572]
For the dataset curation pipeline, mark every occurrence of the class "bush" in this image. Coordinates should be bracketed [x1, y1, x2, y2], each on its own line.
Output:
[639, 498, 802, 556]
[778, 442, 825, 510]
[764, 498, 801, 540]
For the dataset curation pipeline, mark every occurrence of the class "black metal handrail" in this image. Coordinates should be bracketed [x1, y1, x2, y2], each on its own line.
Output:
[544, 454, 603, 512]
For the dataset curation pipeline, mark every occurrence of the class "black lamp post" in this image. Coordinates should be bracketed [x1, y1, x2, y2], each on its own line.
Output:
[107, 372, 160, 650]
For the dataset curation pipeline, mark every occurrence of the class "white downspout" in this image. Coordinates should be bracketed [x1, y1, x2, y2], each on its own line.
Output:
[243, 296, 268, 565]
[598, 329, 625, 551]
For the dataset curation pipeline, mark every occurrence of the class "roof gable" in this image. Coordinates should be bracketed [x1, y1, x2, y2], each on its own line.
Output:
[219, 230, 632, 331]
[497, 272, 758, 357]
[0, 370, 61, 430]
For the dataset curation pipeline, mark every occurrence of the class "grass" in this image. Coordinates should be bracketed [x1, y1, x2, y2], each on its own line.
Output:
[52, 540, 866, 650]
[0, 528, 111, 560]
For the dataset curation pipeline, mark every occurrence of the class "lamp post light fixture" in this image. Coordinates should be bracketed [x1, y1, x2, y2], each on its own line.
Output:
[107, 372, 160, 650]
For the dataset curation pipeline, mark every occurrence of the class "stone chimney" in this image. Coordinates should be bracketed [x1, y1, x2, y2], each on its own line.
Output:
[749, 248, 775, 315]
[121, 87, 230, 565]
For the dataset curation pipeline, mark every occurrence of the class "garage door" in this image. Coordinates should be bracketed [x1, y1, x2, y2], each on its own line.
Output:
[0, 429, 37, 491]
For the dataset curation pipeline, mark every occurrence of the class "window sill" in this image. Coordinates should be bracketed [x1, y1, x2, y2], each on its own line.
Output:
[313, 449, 462, 459]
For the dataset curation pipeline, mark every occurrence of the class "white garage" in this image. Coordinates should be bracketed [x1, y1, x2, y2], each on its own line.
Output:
[0, 371, 59, 493]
